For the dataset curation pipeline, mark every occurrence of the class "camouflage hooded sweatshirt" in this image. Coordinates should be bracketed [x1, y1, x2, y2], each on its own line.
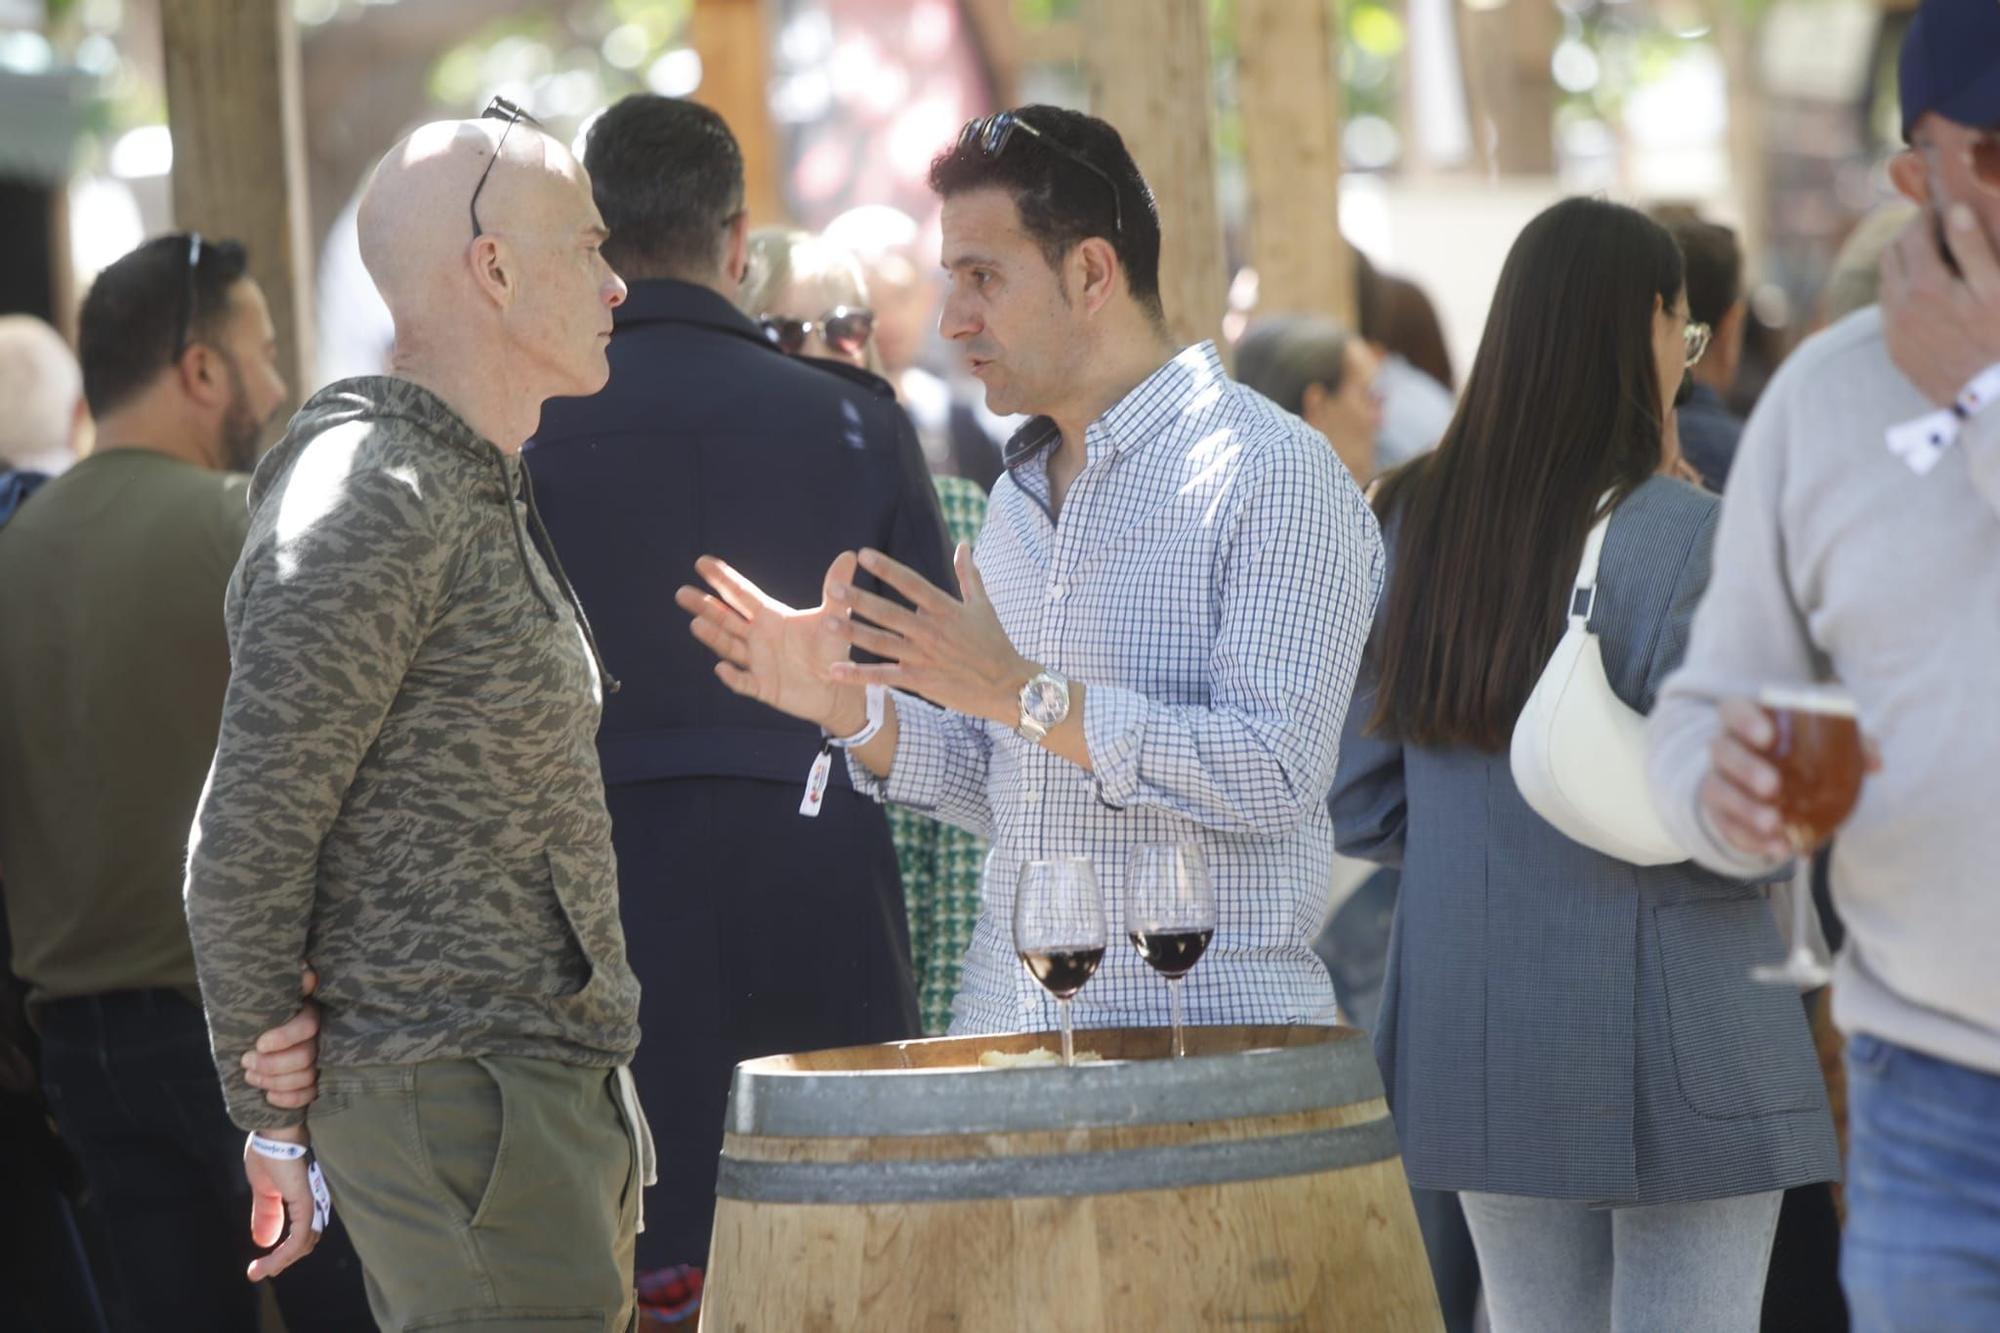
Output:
[186, 376, 640, 1131]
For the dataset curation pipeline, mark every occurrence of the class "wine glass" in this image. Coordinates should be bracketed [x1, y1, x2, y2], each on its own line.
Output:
[1749, 685, 1866, 989]
[1013, 858, 1107, 1067]
[1124, 843, 1217, 1059]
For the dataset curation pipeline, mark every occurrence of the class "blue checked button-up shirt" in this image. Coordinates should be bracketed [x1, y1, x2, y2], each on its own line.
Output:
[850, 343, 1385, 1035]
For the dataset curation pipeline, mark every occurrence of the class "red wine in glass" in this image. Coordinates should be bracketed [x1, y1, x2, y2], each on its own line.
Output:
[1020, 947, 1107, 999]
[1012, 858, 1106, 1066]
[1129, 929, 1212, 979]
[1124, 845, 1217, 1059]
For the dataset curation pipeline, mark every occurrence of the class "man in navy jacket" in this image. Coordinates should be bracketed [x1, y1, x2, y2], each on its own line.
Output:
[528, 95, 949, 1282]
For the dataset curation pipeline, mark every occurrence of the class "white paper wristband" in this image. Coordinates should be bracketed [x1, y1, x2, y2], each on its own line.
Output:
[825, 684, 887, 750]
[1886, 361, 2000, 475]
[1956, 362, 2000, 418]
[248, 1132, 308, 1161]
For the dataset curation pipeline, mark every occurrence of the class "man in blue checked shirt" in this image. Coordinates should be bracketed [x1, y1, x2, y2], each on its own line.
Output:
[678, 106, 1384, 1035]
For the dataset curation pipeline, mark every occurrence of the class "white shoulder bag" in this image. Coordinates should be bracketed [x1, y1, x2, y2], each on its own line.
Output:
[1509, 502, 1687, 866]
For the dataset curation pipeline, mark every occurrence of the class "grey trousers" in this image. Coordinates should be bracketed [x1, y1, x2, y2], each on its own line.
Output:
[1460, 1188, 1783, 1333]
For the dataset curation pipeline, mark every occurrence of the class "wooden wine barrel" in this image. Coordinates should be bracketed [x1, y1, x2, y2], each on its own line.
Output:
[700, 1025, 1442, 1331]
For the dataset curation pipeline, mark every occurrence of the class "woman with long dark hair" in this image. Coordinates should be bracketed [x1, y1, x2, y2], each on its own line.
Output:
[1331, 198, 1838, 1329]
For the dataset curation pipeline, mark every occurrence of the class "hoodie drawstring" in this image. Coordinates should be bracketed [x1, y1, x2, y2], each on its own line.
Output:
[513, 454, 621, 695]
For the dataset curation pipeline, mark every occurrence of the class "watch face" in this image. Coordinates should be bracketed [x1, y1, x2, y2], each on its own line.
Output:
[1023, 676, 1066, 724]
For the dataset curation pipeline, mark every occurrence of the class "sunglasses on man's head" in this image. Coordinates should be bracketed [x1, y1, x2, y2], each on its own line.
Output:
[759, 307, 876, 358]
[958, 112, 1125, 235]
[172, 231, 204, 362]
[469, 95, 544, 239]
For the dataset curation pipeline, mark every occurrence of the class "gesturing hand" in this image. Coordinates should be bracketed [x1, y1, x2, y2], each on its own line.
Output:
[1881, 202, 2000, 407]
[825, 543, 1035, 725]
[675, 551, 863, 731]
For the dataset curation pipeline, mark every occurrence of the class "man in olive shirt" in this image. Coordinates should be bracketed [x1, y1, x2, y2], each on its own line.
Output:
[0, 235, 368, 1331]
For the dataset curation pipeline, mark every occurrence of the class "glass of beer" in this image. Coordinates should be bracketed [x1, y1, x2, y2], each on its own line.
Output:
[1750, 685, 1866, 988]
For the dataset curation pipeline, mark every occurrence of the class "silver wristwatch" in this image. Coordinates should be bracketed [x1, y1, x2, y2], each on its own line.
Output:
[1016, 668, 1070, 742]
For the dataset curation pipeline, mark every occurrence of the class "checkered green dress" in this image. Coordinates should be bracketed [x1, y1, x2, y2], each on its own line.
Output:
[891, 476, 991, 1033]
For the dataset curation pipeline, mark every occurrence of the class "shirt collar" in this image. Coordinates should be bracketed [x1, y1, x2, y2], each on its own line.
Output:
[1002, 341, 1227, 472]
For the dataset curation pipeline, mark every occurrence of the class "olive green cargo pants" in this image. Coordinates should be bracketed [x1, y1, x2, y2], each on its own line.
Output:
[308, 1056, 651, 1331]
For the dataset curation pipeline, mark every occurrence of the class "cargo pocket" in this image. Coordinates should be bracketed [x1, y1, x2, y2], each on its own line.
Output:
[1653, 898, 1825, 1121]
[414, 1059, 508, 1229]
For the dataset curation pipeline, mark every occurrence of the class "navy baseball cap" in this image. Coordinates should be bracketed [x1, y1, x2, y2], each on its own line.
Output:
[1901, 0, 2000, 141]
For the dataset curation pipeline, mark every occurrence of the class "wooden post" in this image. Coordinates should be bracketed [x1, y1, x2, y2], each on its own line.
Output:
[692, 0, 783, 226]
[1237, 0, 1353, 326]
[1086, 0, 1229, 353]
[161, 0, 314, 423]
[1456, 0, 1557, 177]
[1710, 0, 1768, 268]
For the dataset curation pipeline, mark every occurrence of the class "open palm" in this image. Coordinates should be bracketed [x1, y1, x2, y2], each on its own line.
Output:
[674, 552, 858, 728]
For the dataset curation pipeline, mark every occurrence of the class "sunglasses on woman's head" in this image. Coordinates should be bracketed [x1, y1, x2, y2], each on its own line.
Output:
[759, 307, 876, 358]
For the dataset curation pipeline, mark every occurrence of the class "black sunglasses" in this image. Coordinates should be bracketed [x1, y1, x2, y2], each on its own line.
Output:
[172, 231, 203, 362]
[759, 307, 876, 358]
[469, 96, 543, 239]
[958, 112, 1124, 235]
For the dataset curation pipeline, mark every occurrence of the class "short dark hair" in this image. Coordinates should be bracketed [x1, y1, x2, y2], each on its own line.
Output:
[1651, 206, 1742, 329]
[584, 95, 744, 279]
[927, 105, 1164, 320]
[78, 232, 249, 418]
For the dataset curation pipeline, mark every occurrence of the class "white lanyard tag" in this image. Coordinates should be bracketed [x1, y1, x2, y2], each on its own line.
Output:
[1886, 409, 1955, 476]
[308, 1160, 332, 1233]
[800, 743, 833, 818]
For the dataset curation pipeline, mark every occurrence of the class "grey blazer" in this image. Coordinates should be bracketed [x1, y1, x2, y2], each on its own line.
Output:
[1330, 475, 1838, 1206]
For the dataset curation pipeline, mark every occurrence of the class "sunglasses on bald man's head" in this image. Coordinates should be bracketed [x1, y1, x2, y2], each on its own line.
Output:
[469, 95, 544, 240]
[758, 307, 876, 359]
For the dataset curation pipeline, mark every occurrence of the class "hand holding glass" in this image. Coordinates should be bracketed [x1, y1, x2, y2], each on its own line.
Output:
[1124, 844, 1216, 1059]
[1750, 686, 1866, 989]
[1014, 858, 1106, 1067]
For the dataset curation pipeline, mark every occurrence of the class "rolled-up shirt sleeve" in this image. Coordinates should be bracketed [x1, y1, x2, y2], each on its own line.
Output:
[1082, 437, 1384, 839]
[846, 689, 996, 839]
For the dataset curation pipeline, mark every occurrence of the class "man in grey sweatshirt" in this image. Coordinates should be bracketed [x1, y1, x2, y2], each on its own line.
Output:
[184, 110, 644, 1327]
[1649, 4, 2000, 1325]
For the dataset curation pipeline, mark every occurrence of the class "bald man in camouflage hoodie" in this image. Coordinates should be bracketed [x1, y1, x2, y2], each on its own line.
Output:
[184, 113, 648, 1328]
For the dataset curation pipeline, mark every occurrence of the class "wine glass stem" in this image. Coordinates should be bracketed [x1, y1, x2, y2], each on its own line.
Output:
[1169, 976, 1186, 1059]
[1059, 997, 1075, 1068]
[1793, 847, 1816, 966]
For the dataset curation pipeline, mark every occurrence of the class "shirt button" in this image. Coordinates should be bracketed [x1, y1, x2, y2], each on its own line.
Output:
[1024, 787, 1041, 804]
[1048, 583, 1066, 601]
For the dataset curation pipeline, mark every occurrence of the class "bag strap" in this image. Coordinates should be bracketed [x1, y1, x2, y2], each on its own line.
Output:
[1568, 494, 1617, 626]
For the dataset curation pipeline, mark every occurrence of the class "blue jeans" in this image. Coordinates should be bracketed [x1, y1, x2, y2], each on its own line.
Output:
[37, 989, 372, 1333]
[1843, 1033, 2000, 1332]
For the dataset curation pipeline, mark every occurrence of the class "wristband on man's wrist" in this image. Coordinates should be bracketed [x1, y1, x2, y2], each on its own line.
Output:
[824, 684, 887, 750]
[1886, 361, 2000, 475]
[249, 1132, 308, 1161]
[800, 686, 887, 819]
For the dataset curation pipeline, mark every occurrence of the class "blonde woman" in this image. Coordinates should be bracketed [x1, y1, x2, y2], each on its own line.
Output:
[740, 228, 882, 373]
